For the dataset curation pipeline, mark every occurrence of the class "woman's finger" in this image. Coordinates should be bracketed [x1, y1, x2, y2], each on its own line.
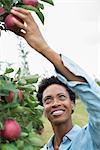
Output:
[11, 8, 34, 24]
[12, 15, 27, 30]
[11, 7, 29, 15]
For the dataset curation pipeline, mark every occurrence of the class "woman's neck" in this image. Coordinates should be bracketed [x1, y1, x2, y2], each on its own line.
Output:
[52, 120, 73, 149]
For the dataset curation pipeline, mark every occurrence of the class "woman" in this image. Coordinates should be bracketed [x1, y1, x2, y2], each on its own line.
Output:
[8, 7, 100, 150]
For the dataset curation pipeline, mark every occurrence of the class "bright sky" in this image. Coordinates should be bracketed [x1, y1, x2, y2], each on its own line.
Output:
[0, 0, 100, 80]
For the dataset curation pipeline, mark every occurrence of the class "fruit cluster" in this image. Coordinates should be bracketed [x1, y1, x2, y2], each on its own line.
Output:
[0, 68, 44, 149]
[0, 0, 54, 32]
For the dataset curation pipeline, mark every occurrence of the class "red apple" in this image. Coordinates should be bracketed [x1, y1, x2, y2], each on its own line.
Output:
[5, 91, 14, 103]
[4, 14, 24, 31]
[0, 7, 6, 14]
[2, 119, 21, 141]
[18, 90, 23, 103]
[22, 0, 38, 7]
[5, 90, 23, 103]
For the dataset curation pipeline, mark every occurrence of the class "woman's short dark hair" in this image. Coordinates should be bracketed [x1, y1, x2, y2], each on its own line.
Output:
[37, 76, 76, 106]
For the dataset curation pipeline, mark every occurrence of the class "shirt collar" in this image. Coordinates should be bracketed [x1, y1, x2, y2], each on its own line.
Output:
[46, 125, 81, 149]
[64, 125, 81, 141]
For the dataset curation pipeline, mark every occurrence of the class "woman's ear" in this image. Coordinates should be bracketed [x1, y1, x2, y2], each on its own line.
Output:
[71, 102, 75, 114]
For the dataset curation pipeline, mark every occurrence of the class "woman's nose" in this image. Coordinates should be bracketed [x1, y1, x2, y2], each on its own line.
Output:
[52, 98, 61, 107]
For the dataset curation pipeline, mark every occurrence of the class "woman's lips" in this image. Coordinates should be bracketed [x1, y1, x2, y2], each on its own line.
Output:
[51, 110, 65, 116]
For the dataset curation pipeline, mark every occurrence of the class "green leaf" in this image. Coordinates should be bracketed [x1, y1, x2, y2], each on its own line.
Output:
[4, 68, 14, 74]
[0, 2, 3, 7]
[0, 16, 4, 22]
[18, 78, 27, 85]
[23, 74, 39, 84]
[0, 0, 13, 12]
[16, 67, 21, 75]
[23, 145, 35, 150]
[18, 84, 36, 92]
[40, 0, 54, 5]
[0, 89, 9, 96]
[12, 106, 33, 114]
[1, 100, 18, 109]
[1, 143, 18, 150]
[0, 75, 5, 80]
[29, 131, 43, 145]
[16, 140, 24, 149]
[26, 121, 33, 130]
[0, 80, 16, 92]
[37, 3, 44, 9]
[29, 135, 43, 147]
[34, 8, 44, 24]
[17, 5, 44, 24]
[35, 105, 43, 111]
[21, 132, 28, 137]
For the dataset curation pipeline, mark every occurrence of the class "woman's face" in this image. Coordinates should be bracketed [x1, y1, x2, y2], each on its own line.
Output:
[42, 84, 74, 125]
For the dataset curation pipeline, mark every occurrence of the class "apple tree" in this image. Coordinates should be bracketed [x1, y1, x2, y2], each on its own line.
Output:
[0, 0, 54, 31]
[0, 66, 45, 150]
[0, 0, 54, 149]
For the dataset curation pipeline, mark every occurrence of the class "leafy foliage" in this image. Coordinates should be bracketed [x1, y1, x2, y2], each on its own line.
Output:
[18, 37, 30, 76]
[0, 67, 44, 149]
[0, 1, 54, 149]
[0, 0, 54, 30]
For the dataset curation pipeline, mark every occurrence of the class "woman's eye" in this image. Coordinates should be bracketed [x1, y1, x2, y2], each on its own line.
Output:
[44, 97, 52, 104]
[59, 95, 66, 100]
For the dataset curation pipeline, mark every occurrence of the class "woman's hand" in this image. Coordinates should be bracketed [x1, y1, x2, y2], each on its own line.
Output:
[11, 7, 49, 52]
[11, 7, 85, 83]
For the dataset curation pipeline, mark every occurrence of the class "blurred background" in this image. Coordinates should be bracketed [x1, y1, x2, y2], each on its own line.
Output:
[0, 0, 99, 80]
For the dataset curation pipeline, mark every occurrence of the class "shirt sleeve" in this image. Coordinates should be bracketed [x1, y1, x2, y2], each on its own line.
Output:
[55, 54, 100, 147]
